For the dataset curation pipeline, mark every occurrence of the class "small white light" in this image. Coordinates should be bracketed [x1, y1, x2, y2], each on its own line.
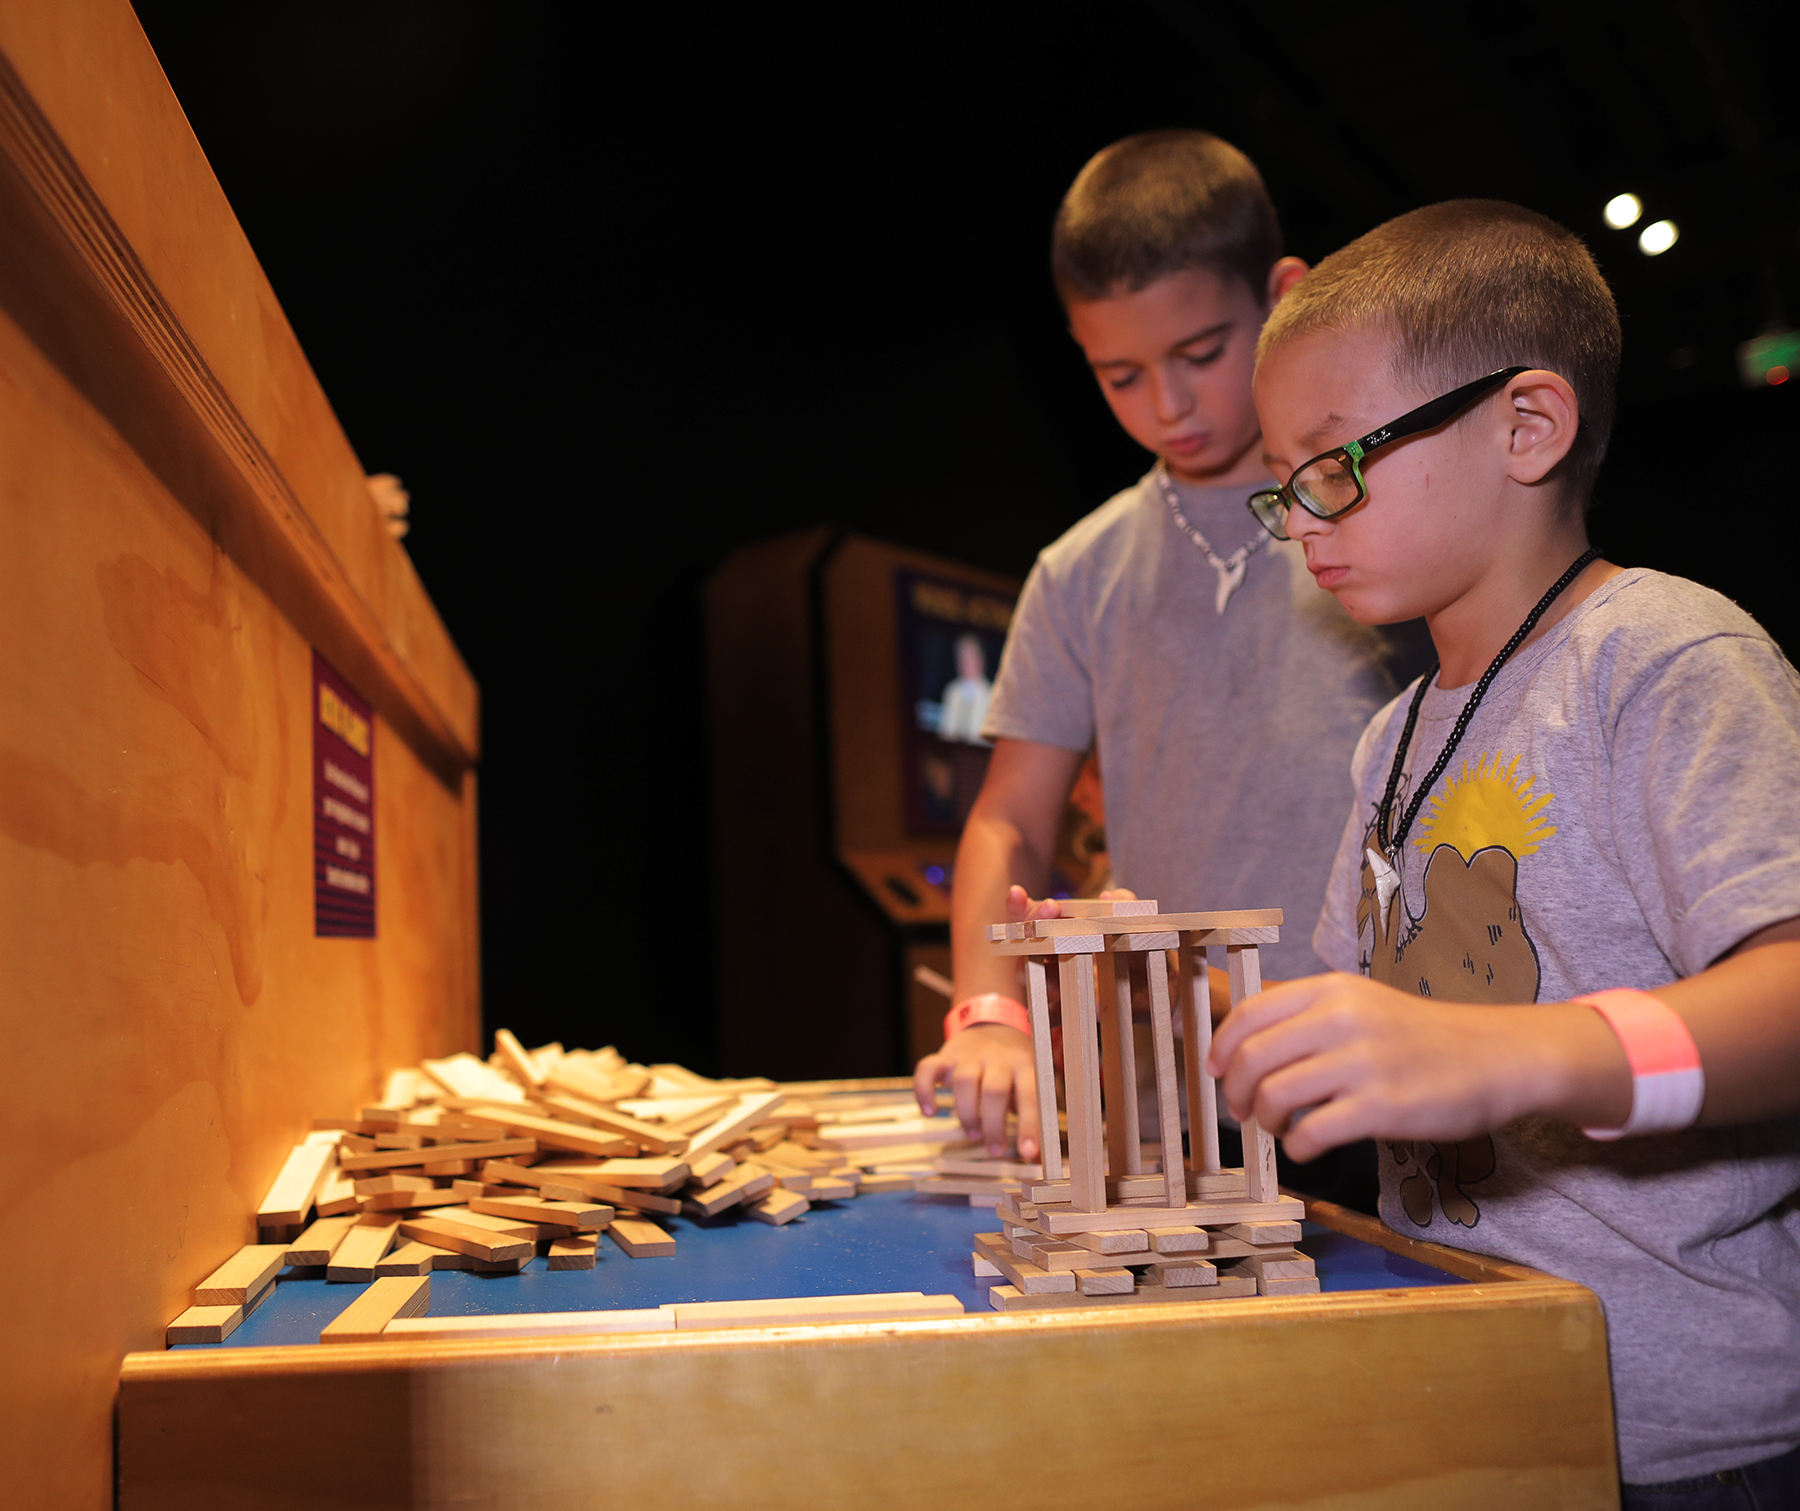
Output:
[1638, 219, 1679, 256]
[1604, 193, 1643, 230]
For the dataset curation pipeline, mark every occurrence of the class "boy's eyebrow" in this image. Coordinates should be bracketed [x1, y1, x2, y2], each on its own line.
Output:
[1086, 321, 1234, 369]
[1300, 412, 1355, 449]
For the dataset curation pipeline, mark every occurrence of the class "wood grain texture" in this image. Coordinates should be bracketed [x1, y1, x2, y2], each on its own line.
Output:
[118, 1267, 1618, 1508]
[319, 1275, 430, 1345]
[1057, 954, 1107, 1213]
[0, 9, 481, 1504]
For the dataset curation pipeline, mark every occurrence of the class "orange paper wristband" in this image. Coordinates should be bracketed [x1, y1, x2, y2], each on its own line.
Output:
[1576, 987, 1704, 1140]
[944, 993, 1031, 1043]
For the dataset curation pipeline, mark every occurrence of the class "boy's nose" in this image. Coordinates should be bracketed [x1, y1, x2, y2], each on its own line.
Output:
[1151, 368, 1194, 423]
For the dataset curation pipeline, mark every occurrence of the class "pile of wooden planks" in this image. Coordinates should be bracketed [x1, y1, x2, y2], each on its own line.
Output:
[165, 1038, 967, 1346]
[973, 1176, 1319, 1313]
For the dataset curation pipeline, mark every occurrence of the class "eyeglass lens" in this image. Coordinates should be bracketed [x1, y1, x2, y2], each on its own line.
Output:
[1292, 453, 1362, 516]
[1249, 492, 1290, 538]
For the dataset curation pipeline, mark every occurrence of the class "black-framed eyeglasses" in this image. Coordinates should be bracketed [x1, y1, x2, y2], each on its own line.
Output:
[1247, 366, 1529, 540]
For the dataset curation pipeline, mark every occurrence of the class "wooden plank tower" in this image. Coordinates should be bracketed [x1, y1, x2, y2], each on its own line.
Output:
[976, 899, 1322, 1311]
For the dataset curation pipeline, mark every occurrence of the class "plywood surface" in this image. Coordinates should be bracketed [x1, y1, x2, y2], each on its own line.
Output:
[119, 1275, 1616, 1510]
[0, 8, 480, 1507]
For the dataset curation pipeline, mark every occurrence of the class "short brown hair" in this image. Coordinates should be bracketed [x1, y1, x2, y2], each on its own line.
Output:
[1257, 200, 1621, 509]
[1051, 130, 1282, 305]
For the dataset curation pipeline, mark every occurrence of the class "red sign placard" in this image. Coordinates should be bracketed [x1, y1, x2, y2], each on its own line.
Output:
[313, 649, 375, 937]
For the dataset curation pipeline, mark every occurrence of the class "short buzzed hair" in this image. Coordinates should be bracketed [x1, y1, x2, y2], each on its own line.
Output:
[1257, 200, 1621, 509]
[1052, 130, 1283, 305]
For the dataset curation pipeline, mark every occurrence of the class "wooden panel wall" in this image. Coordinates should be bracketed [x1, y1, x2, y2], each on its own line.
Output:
[0, 6, 481, 1507]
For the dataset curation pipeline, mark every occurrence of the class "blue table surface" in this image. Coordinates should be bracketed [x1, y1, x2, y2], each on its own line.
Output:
[178, 1191, 1462, 1351]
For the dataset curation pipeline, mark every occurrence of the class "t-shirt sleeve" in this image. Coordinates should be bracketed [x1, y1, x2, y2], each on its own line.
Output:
[1609, 633, 1800, 976]
[1312, 709, 1391, 975]
[980, 556, 1095, 752]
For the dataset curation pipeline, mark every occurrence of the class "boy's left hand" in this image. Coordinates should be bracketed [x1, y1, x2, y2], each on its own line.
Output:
[1205, 972, 1549, 1162]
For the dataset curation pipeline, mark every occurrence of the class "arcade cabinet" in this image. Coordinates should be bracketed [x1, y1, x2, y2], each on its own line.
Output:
[706, 529, 1033, 1079]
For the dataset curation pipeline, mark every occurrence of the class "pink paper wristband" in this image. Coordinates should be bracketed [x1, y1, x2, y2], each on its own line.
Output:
[1576, 988, 1705, 1140]
[944, 993, 1031, 1043]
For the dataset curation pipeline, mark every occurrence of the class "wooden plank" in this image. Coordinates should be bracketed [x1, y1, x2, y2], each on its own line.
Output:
[1143, 1258, 1219, 1288]
[254, 1139, 337, 1227]
[1026, 910, 1282, 937]
[337, 1138, 535, 1173]
[494, 1028, 544, 1089]
[1076, 1268, 1135, 1296]
[1176, 941, 1222, 1174]
[284, 1216, 360, 1268]
[1226, 945, 1279, 1204]
[686, 1150, 736, 1187]
[374, 1241, 447, 1278]
[1021, 957, 1063, 1183]
[164, 1304, 243, 1347]
[682, 1162, 775, 1218]
[358, 1188, 465, 1213]
[682, 1091, 789, 1161]
[531, 1089, 688, 1154]
[326, 1214, 403, 1282]
[478, 1159, 680, 1214]
[470, 1195, 613, 1231]
[384, 1309, 674, 1341]
[606, 1219, 675, 1258]
[972, 1233, 1075, 1294]
[455, 1106, 636, 1159]
[353, 1174, 435, 1196]
[319, 1276, 431, 1344]
[193, 1245, 288, 1307]
[587, 1157, 691, 1191]
[1147, 1226, 1209, 1254]
[422, 1053, 526, 1104]
[1070, 1230, 1150, 1256]
[1099, 949, 1138, 1177]
[546, 1236, 598, 1270]
[315, 1169, 361, 1218]
[744, 1189, 810, 1226]
[397, 1217, 533, 1264]
[1057, 953, 1106, 1213]
[1221, 1220, 1303, 1245]
[667, 1294, 964, 1330]
[1140, 946, 1187, 1208]
[1036, 1196, 1305, 1234]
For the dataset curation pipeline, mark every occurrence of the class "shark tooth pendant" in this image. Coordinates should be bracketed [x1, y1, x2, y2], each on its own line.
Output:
[1366, 847, 1399, 936]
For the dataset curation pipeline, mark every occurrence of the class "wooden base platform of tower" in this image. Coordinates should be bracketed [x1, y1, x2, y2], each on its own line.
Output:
[982, 899, 1317, 1311]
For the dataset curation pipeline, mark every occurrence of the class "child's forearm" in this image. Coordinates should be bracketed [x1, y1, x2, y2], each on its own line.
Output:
[950, 811, 1047, 1002]
[1517, 923, 1800, 1130]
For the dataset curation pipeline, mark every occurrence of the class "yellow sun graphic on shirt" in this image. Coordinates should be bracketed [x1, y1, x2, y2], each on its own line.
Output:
[1413, 752, 1556, 861]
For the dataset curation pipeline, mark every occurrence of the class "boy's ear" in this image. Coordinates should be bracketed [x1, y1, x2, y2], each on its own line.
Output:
[1502, 370, 1582, 486]
[1266, 256, 1308, 306]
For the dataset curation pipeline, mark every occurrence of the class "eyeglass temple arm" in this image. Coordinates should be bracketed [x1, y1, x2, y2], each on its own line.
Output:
[1346, 366, 1530, 462]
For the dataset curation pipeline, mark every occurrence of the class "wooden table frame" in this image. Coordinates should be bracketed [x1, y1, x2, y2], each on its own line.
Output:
[117, 1197, 1619, 1510]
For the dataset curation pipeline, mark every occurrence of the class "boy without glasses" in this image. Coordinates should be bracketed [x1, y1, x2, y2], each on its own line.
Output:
[1215, 199, 1800, 1500]
[913, 131, 1401, 1210]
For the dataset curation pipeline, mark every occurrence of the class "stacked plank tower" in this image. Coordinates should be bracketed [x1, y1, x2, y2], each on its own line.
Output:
[978, 899, 1320, 1311]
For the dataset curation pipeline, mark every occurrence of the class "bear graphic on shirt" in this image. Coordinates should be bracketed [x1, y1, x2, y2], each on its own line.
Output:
[1356, 752, 1555, 1228]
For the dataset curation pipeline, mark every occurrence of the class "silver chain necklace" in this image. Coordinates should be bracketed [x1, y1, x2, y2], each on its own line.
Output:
[1154, 460, 1269, 614]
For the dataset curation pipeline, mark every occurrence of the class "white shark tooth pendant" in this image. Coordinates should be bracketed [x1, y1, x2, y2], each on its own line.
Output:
[1214, 555, 1248, 615]
[1366, 847, 1399, 936]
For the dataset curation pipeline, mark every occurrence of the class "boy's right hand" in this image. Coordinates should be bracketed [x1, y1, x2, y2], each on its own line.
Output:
[914, 884, 1063, 1160]
[915, 885, 1137, 1161]
[914, 1023, 1039, 1161]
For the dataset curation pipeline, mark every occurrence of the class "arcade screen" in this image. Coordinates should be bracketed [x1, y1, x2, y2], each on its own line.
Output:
[896, 568, 1012, 836]
[896, 566, 1112, 898]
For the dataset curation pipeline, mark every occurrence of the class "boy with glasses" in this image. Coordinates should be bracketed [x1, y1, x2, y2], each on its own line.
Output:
[913, 130, 1404, 1212]
[1213, 198, 1800, 1503]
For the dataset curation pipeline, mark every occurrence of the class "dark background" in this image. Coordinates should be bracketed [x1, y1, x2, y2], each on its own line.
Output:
[130, 2, 1800, 1072]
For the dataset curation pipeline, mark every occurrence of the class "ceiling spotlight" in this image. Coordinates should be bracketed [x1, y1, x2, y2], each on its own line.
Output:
[1604, 193, 1643, 230]
[1638, 220, 1679, 256]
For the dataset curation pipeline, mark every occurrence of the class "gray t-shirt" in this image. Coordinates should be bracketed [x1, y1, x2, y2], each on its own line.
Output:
[1314, 567, 1800, 1485]
[983, 468, 1397, 978]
